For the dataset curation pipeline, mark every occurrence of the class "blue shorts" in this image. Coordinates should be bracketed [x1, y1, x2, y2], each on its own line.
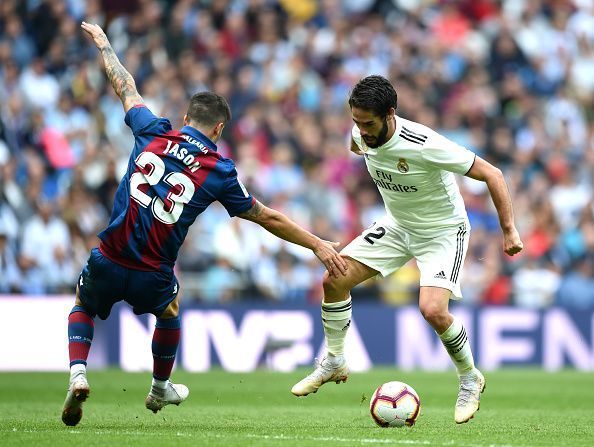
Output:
[77, 247, 179, 320]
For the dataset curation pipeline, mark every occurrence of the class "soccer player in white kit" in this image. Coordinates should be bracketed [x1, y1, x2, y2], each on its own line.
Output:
[291, 76, 524, 424]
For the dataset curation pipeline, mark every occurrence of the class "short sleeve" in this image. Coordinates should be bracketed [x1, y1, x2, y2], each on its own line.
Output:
[218, 166, 256, 217]
[124, 105, 172, 137]
[421, 134, 476, 175]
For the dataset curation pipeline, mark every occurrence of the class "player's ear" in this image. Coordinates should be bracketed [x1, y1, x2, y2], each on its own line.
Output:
[214, 122, 225, 139]
[183, 114, 189, 126]
[387, 107, 396, 119]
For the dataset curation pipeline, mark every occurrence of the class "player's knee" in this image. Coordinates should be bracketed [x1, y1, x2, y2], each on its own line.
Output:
[419, 302, 446, 326]
[322, 271, 349, 297]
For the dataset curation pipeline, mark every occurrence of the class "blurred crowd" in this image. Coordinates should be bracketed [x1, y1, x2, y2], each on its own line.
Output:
[1, 0, 594, 309]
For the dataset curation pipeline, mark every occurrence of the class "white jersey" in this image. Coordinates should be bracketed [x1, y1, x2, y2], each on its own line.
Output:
[352, 116, 476, 237]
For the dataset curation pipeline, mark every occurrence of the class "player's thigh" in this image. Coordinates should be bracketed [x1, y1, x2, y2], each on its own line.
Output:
[159, 294, 180, 319]
[323, 255, 379, 292]
[77, 247, 127, 319]
[126, 270, 179, 317]
[413, 223, 469, 300]
[341, 218, 412, 279]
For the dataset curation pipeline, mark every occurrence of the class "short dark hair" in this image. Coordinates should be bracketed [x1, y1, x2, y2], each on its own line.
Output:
[348, 75, 397, 117]
[186, 91, 231, 127]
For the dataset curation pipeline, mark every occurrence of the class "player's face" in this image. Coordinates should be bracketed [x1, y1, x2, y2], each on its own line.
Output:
[351, 107, 391, 148]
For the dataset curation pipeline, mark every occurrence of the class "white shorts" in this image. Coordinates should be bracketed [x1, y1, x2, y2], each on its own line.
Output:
[341, 216, 469, 299]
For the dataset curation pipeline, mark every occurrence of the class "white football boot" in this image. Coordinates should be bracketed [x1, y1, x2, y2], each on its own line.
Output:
[61, 374, 90, 426]
[291, 357, 349, 396]
[455, 368, 486, 423]
[145, 381, 189, 413]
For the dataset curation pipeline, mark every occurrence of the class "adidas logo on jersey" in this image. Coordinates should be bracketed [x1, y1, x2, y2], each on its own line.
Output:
[434, 270, 447, 279]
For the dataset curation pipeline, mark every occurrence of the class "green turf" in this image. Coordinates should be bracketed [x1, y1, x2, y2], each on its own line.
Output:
[1, 369, 593, 446]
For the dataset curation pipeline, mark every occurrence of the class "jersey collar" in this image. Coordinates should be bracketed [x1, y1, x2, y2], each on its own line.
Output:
[180, 125, 218, 152]
[393, 115, 403, 143]
[374, 116, 400, 150]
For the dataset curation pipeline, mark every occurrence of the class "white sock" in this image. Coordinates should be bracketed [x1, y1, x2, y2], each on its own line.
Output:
[70, 364, 86, 380]
[152, 378, 169, 390]
[438, 317, 475, 376]
[321, 297, 352, 362]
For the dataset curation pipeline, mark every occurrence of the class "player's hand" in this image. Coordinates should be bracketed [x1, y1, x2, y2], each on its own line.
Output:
[313, 240, 348, 278]
[503, 227, 523, 256]
[81, 21, 110, 50]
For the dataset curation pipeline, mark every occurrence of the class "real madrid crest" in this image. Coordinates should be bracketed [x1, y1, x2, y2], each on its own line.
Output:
[397, 158, 409, 173]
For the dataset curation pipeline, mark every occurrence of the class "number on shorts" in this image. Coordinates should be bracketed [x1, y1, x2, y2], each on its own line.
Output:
[130, 151, 195, 224]
[364, 226, 386, 245]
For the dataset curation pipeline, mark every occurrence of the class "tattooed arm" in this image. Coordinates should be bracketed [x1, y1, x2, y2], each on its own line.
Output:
[238, 200, 348, 278]
[81, 21, 144, 112]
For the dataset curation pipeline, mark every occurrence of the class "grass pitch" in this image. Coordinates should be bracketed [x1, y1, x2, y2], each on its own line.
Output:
[1, 369, 593, 446]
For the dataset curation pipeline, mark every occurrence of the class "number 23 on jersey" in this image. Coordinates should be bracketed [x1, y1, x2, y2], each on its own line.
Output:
[129, 151, 195, 224]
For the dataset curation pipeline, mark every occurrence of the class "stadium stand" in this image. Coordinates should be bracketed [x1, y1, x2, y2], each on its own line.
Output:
[1, 0, 593, 308]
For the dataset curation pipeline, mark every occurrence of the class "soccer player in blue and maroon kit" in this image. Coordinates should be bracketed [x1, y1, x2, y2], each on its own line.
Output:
[62, 22, 348, 426]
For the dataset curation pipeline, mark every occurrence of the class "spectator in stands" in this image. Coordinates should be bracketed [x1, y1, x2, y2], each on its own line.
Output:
[556, 255, 594, 309]
[19, 197, 73, 294]
[0, 224, 21, 293]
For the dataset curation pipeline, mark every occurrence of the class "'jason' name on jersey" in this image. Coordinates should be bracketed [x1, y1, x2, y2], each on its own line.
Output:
[162, 139, 202, 172]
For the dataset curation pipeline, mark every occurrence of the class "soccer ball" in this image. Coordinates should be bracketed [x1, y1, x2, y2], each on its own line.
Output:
[369, 381, 421, 428]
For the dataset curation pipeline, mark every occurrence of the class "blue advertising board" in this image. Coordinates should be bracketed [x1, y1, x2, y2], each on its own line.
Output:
[0, 297, 592, 372]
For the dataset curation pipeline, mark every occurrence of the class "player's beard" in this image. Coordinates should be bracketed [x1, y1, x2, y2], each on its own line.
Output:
[363, 118, 390, 148]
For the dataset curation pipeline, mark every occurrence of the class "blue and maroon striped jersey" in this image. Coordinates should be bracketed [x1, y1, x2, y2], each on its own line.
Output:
[98, 105, 255, 272]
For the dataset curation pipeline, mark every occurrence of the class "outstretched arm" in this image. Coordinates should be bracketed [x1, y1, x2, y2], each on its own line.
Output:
[465, 156, 523, 256]
[238, 200, 348, 278]
[81, 21, 144, 113]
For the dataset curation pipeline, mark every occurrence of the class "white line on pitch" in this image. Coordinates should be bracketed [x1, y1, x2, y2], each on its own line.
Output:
[6, 428, 530, 447]
[242, 433, 525, 447]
